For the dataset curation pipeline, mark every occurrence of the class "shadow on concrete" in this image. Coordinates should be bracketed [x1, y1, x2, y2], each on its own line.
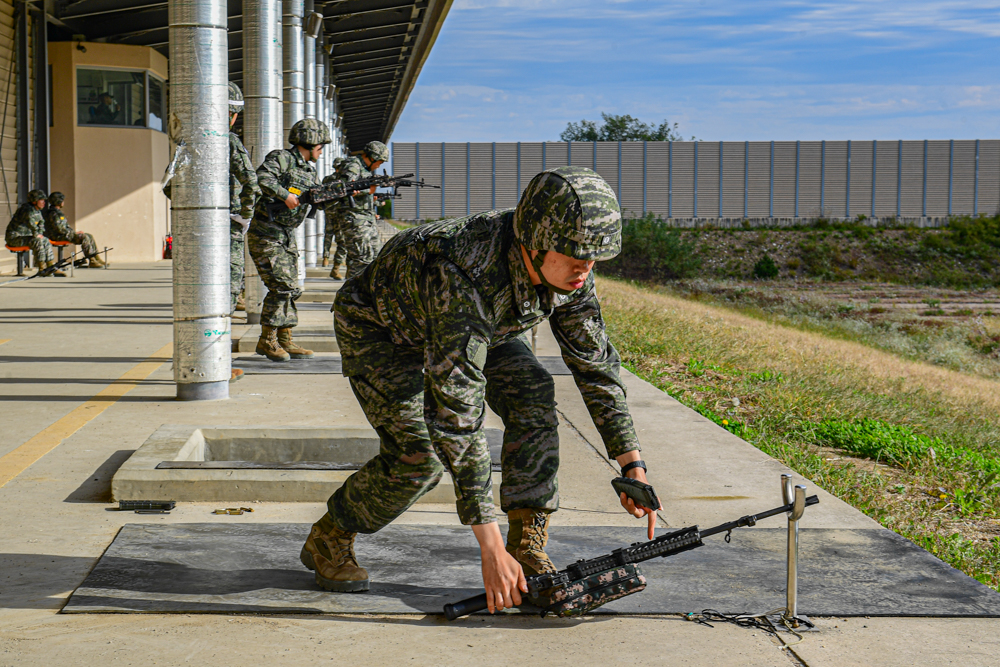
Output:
[65, 450, 136, 503]
[0, 553, 101, 611]
[0, 355, 165, 363]
[99, 303, 171, 309]
[0, 395, 169, 403]
[0, 320, 172, 325]
[0, 378, 173, 385]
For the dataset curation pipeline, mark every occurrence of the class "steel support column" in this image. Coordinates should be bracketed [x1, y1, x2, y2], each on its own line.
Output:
[242, 0, 283, 324]
[15, 6, 29, 202]
[31, 7, 49, 192]
[302, 0, 317, 266]
[169, 0, 231, 400]
[282, 0, 306, 284]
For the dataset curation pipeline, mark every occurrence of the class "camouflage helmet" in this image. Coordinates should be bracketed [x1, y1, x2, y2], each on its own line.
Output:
[228, 82, 244, 116]
[47, 192, 66, 207]
[363, 141, 389, 163]
[27, 189, 47, 204]
[288, 118, 331, 147]
[513, 166, 622, 262]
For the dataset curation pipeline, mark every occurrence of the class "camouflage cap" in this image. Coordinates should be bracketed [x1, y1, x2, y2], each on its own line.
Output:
[228, 82, 244, 116]
[513, 166, 622, 261]
[288, 118, 332, 147]
[363, 141, 389, 163]
[27, 189, 47, 204]
[47, 192, 66, 206]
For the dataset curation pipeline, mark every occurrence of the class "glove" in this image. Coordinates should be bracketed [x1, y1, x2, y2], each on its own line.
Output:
[231, 214, 251, 234]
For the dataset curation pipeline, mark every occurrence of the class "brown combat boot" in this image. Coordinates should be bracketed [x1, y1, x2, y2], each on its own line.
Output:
[322, 257, 330, 267]
[41, 261, 67, 277]
[300, 518, 370, 592]
[277, 327, 314, 358]
[88, 254, 106, 268]
[255, 325, 290, 362]
[329, 266, 343, 280]
[506, 508, 557, 576]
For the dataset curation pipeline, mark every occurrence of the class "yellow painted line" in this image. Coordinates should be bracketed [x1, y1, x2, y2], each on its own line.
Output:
[0, 342, 173, 489]
[0, 339, 9, 345]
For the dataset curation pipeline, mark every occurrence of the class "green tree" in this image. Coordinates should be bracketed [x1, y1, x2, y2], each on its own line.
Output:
[559, 113, 690, 142]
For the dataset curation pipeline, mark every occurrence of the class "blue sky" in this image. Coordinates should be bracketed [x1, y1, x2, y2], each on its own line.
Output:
[389, 0, 1000, 143]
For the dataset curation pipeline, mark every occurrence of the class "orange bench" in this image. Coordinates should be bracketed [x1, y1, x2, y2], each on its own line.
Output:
[50, 239, 72, 262]
[5, 244, 31, 276]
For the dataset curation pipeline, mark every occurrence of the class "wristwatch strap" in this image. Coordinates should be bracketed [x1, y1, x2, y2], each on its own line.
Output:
[620, 459, 646, 476]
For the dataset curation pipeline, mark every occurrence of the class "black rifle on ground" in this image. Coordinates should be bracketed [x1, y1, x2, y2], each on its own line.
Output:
[264, 172, 439, 221]
[443, 494, 819, 620]
[0, 246, 115, 287]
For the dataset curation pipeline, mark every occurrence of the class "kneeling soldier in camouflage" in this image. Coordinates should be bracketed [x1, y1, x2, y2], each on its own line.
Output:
[301, 167, 659, 613]
[43, 192, 105, 268]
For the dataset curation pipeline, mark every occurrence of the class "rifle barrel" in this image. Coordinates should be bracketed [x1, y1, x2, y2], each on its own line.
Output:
[699, 495, 819, 539]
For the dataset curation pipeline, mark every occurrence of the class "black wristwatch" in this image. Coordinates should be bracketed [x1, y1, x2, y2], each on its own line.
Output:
[620, 459, 646, 476]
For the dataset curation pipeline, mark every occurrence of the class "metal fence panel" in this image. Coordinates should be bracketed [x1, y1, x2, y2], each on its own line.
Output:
[874, 140, 899, 218]
[980, 140, 1000, 216]
[619, 142, 644, 216]
[392, 142, 416, 219]
[773, 141, 796, 218]
[848, 141, 873, 218]
[444, 142, 467, 218]
[469, 142, 493, 213]
[721, 141, 745, 217]
[925, 140, 950, 217]
[695, 141, 720, 218]
[899, 141, 925, 217]
[798, 141, 823, 218]
[519, 142, 543, 197]
[952, 140, 976, 216]
[495, 142, 518, 210]
[671, 142, 695, 218]
[595, 141, 619, 194]
[645, 142, 670, 217]
[746, 142, 770, 217]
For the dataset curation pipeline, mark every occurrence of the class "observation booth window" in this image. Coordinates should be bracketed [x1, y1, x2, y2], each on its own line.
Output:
[77, 68, 167, 131]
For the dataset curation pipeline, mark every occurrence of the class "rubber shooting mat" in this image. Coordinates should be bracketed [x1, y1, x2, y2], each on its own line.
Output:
[232, 355, 573, 376]
[63, 524, 1000, 616]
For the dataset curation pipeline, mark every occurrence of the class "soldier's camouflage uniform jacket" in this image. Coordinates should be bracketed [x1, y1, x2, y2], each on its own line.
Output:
[43, 207, 98, 257]
[323, 156, 379, 279]
[329, 209, 640, 532]
[248, 147, 318, 327]
[5, 203, 53, 264]
[228, 132, 261, 311]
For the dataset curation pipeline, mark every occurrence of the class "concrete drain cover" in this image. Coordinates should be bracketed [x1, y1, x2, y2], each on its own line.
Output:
[63, 524, 1000, 616]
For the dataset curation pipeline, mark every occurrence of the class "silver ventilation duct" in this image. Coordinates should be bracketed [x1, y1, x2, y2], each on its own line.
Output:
[242, 0, 283, 324]
[168, 0, 230, 401]
[283, 0, 307, 285]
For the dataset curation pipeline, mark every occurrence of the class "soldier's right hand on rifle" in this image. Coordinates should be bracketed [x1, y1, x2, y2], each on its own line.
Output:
[472, 522, 527, 614]
[284, 193, 300, 209]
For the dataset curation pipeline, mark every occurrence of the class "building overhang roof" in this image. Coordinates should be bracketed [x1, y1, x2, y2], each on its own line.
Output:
[48, 0, 451, 151]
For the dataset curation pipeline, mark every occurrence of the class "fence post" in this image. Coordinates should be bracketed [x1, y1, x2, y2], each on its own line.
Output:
[744, 141, 748, 219]
[668, 141, 673, 219]
[846, 140, 851, 219]
[517, 141, 521, 199]
[897, 139, 902, 219]
[871, 140, 877, 219]
[974, 139, 980, 216]
[491, 142, 496, 210]
[542, 142, 546, 171]
[567, 140, 571, 166]
[820, 140, 826, 215]
[795, 140, 800, 219]
[466, 142, 470, 215]
[693, 141, 699, 219]
[922, 139, 928, 218]
[719, 141, 724, 219]
[948, 139, 954, 217]
[642, 141, 647, 215]
[617, 141, 622, 200]
[415, 142, 420, 220]
[593, 141, 596, 171]
[769, 140, 774, 219]
[441, 141, 446, 219]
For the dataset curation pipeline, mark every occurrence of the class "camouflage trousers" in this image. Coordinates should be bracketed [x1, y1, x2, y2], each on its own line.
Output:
[322, 215, 346, 268]
[339, 215, 380, 280]
[246, 228, 302, 328]
[328, 297, 559, 533]
[53, 231, 98, 257]
[7, 235, 53, 265]
[230, 222, 245, 314]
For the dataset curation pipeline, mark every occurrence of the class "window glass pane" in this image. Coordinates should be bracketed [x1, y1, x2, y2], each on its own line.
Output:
[148, 75, 165, 132]
[77, 69, 145, 127]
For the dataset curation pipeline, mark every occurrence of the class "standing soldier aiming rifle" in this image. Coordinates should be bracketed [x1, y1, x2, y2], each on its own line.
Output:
[5, 190, 63, 277]
[300, 166, 660, 613]
[43, 192, 105, 268]
[248, 117, 330, 362]
[322, 156, 345, 277]
[321, 141, 388, 280]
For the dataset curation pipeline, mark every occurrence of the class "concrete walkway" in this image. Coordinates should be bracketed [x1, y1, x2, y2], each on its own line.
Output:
[0, 262, 997, 666]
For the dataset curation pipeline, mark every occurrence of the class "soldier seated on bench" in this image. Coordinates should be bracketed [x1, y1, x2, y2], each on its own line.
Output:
[4, 189, 65, 277]
[44, 192, 105, 268]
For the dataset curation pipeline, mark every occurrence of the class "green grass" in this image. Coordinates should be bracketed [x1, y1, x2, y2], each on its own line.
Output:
[598, 276, 1000, 589]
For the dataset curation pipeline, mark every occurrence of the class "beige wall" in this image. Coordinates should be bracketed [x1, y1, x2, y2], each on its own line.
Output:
[49, 42, 170, 263]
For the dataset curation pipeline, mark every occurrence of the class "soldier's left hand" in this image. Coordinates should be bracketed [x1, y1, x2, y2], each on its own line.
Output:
[619, 467, 662, 540]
